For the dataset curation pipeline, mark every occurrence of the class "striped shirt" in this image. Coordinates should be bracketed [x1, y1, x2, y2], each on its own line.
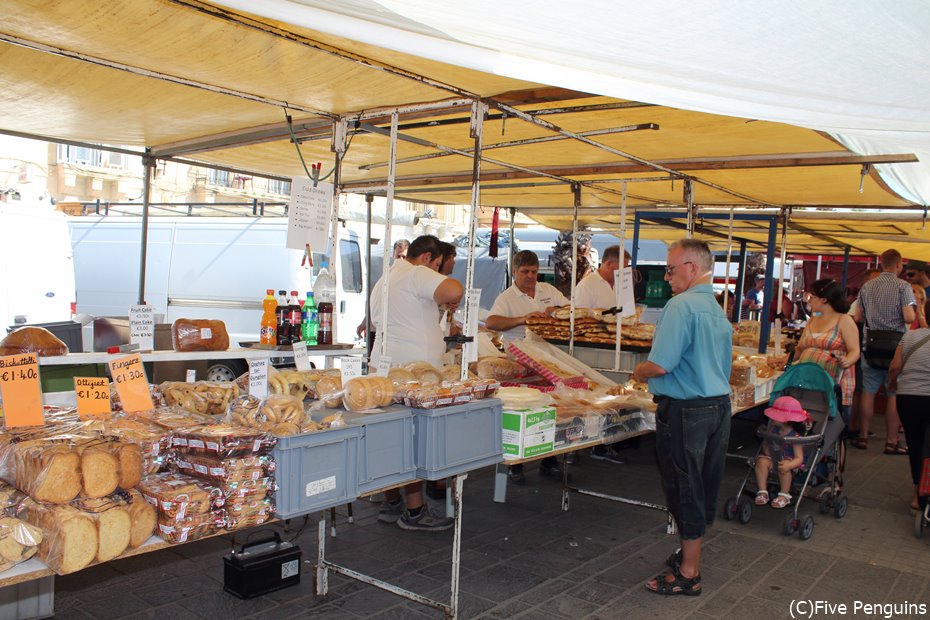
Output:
[858, 272, 915, 333]
[896, 328, 930, 396]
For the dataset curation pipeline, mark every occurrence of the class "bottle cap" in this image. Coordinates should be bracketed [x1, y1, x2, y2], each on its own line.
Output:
[278, 290, 286, 295]
[290, 290, 298, 296]
[266, 289, 274, 294]
[307, 292, 314, 297]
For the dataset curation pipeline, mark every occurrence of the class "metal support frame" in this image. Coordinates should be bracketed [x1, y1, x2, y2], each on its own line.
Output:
[759, 216, 780, 354]
[137, 152, 154, 304]
[568, 183, 581, 357]
[735, 240, 748, 320]
[841, 247, 851, 290]
[461, 101, 487, 379]
[314, 475, 468, 619]
[364, 194, 374, 344]
[377, 113, 398, 363]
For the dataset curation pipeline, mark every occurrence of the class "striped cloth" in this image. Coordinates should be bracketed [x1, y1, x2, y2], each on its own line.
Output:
[796, 323, 854, 406]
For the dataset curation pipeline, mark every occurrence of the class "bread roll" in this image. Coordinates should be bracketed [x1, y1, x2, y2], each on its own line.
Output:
[0, 517, 42, 565]
[343, 377, 373, 412]
[404, 362, 442, 385]
[0, 326, 68, 357]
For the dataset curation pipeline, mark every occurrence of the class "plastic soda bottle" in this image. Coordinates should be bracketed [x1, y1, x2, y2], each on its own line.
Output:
[276, 290, 291, 346]
[302, 292, 319, 346]
[318, 301, 333, 345]
[288, 290, 302, 344]
[260, 289, 277, 345]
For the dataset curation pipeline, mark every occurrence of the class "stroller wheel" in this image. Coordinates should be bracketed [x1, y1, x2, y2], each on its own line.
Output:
[737, 499, 752, 524]
[818, 491, 833, 514]
[833, 495, 848, 519]
[799, 515, 815, 540]
[782, 515, 798, 536]
[723, 496, 738, 521]
[914, 509, 924, 538]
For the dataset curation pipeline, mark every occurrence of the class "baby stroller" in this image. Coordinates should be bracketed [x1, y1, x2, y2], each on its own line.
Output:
[723, 362, 848, 540]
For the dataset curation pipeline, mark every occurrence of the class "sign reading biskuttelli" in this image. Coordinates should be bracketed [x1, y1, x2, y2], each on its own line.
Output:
[0, 353, 44, 427]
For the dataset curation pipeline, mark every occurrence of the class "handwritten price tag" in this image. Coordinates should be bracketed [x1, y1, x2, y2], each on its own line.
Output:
[129, 305, 155, 350]
[373, 355, 392, 377]
[292, 342, 311, 371]
[0, 353, 44, 427]
[74, 377, 111, 419]
[341, 356, 363, 384]
[249, 358, 269, 399]
[107, 354, 153, 413]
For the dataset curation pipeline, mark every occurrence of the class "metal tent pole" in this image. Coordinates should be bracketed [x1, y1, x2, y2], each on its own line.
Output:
[841, 247, 851, 290]
[759, 216, 779, 354]
[568, 183, 581, 357]
[329, 119, 347, 341]
[377, 113, 398, 364]
[137, 152, 154, 304]
[508, 208, 516, 289]
[614, 182, 627, 371]
[461, 101, 487, 380]
[365, 194, 374, 347]
[734, 240, 747, 323]
[631, 212, 642, 268]
[684, 179, 695, 238]
[722, 207, 735, 321]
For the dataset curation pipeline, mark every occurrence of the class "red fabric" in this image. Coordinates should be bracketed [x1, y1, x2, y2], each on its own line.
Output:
[489, 207, 499, 258]
[920, 458, 930, 496]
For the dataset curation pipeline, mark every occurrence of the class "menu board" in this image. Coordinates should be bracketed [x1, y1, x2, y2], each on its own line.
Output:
[287, 179, 334, 253]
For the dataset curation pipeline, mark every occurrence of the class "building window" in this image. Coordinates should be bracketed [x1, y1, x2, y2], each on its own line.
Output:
[207, 169, 232, 187]
[267, 179, 292, 195]
[57, 145, 128, 169]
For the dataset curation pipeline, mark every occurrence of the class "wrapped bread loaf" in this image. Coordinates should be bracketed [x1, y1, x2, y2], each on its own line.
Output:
[268, 369, 323, 401]
[474, 356, 525, 381]
[315, 375, 343, 408]
[0, 326, 68, 357]
[78, 443, 120, 499]
[404, 362, 442, 385]
[0, 516, 42, 571]
[343, 376, 394, 412]
[70, 498, 131, 563]
[125, 490, 157, 549]
[18, 499, 98, 575]
[137, 473, 218, 523]
[12, 442, 83, 504]
[171, 319, 229, 352]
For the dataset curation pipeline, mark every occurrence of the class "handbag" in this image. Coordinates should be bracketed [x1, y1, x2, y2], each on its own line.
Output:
[863, 329, 903, 369]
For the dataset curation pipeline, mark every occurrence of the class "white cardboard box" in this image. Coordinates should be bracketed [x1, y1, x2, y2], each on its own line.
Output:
[502, 406, 556, 460]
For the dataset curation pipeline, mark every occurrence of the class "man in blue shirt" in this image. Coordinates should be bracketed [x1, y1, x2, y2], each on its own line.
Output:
[634, 239, 732, 597]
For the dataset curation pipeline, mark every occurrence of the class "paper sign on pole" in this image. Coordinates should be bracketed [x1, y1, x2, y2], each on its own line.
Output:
[107, 354, 153, 413]
[286, 179, 334, 253]
[129, 305, 155, 350]
[341, 357, 363, 385]
[292, 342, 311, 371]
[614, 268, 636, 318]
[462, 289, 481, 364]
[373, 356, 392, 377]
[248, 359, 269, 399]
[74, 377, 111, 419]
[0, 353, 44, 427]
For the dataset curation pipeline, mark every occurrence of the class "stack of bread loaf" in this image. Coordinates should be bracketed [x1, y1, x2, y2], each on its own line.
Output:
[524, 307, 655, 347]
[383, 362, 499, 409]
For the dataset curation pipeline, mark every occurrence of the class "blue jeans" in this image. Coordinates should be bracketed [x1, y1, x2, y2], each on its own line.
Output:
[655, 395, 732, 540]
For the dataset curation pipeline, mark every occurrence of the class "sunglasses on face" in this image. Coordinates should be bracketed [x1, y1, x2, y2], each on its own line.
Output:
[907, 272, 917, 278]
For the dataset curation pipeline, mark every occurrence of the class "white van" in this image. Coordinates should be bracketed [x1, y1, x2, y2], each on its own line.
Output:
[70, 216, 365, 378]
[0, 201, 76, 329]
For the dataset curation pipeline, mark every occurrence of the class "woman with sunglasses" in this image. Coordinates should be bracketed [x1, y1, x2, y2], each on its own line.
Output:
[795, 279, 860, 425]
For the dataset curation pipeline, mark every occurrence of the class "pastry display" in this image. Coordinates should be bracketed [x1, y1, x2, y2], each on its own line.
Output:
[160, 381, 240, 416]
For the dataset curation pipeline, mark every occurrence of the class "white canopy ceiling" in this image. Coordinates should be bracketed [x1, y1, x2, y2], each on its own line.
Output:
[219, 0, 930, 204]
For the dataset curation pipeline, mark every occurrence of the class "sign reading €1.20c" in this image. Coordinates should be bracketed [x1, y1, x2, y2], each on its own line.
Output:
[74, 376, 111, 419]
[0, 353, 44, 427]
[107, 354, 153, 413]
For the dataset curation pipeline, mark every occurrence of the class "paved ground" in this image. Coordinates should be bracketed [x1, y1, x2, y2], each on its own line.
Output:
[54, 413, 930, 619]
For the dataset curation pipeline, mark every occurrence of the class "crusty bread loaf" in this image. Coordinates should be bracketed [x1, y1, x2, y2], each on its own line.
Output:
[19, 500, 97, 575]
[315, 375, 342, 408]
[171, 319, 229, 352]
[15, 443, 83, 504]
[80, 445, 120, 499]
[0, 326, 68, 357]
[115, 443, 144, 490]
[94, 506, 131, 562]
[475, 357, 525, 380]
[126, 490, 156, 548]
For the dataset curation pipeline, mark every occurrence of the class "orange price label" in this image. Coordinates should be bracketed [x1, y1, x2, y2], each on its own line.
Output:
[0, 353, 45, 427]
[107, 354, 153, 413]
[74, 377, 111, 419]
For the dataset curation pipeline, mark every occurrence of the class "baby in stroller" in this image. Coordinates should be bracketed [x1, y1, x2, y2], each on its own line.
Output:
[754, 396, 812, 509]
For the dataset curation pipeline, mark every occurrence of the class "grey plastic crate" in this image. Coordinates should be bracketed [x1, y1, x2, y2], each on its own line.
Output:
[412, 398, 503, 480]
[343, 406, 416, 494]
[272, 425, 359, 519]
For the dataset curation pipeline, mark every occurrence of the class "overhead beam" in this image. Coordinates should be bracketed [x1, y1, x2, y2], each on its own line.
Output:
[152, 118, 332, 158]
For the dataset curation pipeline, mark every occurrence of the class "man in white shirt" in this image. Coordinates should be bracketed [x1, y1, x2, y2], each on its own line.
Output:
[487, 250, 569, 341]
[372, 235, 464, 531]
[574, 245, 629, 309]
[487, 250, 568, 481]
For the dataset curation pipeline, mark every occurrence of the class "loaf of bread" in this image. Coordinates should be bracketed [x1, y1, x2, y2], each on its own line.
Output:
[126, 490, 156, 548]
[0, 516, 42, 570]
[343, 376, 394, 412]
[78, 443, 120, 499]
[171, 319, 229, 352]
[13, 442, 83, 504]
[18, 499, 98, 575]
[91, 505, 131, 562]
[474, 357, 525, 380]
[404, 362, 442, 385]
[315, 375, 343, 408]
[0, 326, 68, 357]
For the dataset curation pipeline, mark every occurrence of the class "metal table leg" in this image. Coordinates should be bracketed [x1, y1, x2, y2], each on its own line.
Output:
[493, 463, 509, 503]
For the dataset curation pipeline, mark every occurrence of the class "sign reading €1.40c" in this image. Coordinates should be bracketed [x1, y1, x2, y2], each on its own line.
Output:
[107, 354, 153, 413]
[74, 376, 111, 419]
[0, 353, 44, 427]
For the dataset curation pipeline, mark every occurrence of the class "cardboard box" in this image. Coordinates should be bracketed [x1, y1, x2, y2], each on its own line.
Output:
[502, 407, 556, 460]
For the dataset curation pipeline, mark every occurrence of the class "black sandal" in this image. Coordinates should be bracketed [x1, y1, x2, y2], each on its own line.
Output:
[665, 548, 682, 569]
[645, 566, 702, 596]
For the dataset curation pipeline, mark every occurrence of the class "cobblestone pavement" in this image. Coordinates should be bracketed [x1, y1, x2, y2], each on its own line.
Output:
[54, 415, 930, 619]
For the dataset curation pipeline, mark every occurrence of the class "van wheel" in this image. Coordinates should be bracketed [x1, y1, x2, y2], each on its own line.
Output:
[206, 359, 248, 382]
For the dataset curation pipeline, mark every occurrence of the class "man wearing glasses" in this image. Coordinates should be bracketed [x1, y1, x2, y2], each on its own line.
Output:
[633, 240, 732, 597]
[906, 260, 930, 298]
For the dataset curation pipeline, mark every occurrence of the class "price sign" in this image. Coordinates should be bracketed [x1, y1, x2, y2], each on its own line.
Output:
[614, 267, 636, 318]
[292, 342, 311, 371]
[0, 353, 44, 427]
[107, 354, 153, 413]
[341, 356, 363, 384]
[186, 369, 196, 383]
[74, 377, 111, 419]
[286, 179, 334, 253]
[462, 289, 481, 364]
[129, 305, 155, 350]
[248, 358, 269, 399]
[373, 355, 392, 377]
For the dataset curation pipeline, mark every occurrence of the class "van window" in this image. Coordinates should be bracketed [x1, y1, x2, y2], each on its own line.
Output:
[340, 239, 363, 293]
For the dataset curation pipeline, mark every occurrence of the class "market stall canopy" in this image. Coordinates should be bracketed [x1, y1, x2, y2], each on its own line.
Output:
[1, 1, 928, 255]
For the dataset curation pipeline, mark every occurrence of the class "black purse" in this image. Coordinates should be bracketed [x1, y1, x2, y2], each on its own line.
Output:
[864, 329, 903, 369]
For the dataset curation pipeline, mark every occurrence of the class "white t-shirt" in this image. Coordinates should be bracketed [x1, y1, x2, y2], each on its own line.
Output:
[574, 270, 616, 309]
[489, 282, 569, 341]
[370, 260, 449, 367]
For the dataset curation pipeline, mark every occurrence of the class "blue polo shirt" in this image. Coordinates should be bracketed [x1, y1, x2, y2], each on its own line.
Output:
[647, 284, 733, 400]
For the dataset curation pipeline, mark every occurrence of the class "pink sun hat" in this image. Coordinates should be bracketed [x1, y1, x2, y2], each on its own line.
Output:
[764, 396, 809, 423]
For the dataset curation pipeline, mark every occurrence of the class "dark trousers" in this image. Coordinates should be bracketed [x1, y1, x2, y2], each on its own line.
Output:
[897, 394, 930, 489]
[655, 395, 732, 540]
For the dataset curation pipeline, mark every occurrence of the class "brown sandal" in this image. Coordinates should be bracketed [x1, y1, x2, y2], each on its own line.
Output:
[884, 441, 908, 455]
[851, 437, 868, 450]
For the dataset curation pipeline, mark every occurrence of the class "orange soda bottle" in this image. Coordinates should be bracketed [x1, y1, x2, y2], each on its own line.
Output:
[260, 289, 278, 345]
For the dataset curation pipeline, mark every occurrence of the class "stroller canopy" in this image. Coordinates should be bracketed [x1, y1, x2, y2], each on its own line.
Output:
[769, 362, 839, 419]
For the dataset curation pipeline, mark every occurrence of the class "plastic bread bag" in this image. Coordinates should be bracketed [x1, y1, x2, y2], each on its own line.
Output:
[0, 480, 26, 512]
[171, 318, 230, 352]
[137, 472, 221, 523]
[68, 494, 132, 562]
[172, 423, 273, 458]
[316, 412, 346, 429]
[313, 374, 343, 408]
[103, 413, 173, 475]
[159, 381, 240, 416]
[471, 356, 527, 381]
[110, 383, 165, 413]
[387, 367, 419, 403]
[0, 513, 43, 572]
[175, 454, 272, 486]
[157, 510, 222, 544]
[403, 361, 443, 385]
[221, 477, 274, 504]
[16, 498, 97, 575]
[226, 394, 309, 437]
[72, 437, 145, 498]
[343, 376, 394, 412]
[223, 497, 274, 531]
